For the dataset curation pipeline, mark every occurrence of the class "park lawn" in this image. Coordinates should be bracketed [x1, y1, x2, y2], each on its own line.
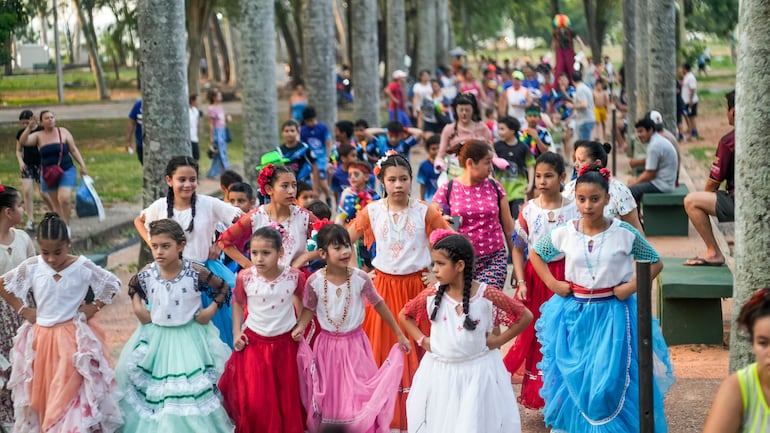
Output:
[0, 67, 139, 106]
[0, 117, 246, 205]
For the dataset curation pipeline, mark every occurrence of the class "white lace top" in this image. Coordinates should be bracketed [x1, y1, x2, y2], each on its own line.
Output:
[234, 266, 304, 337]
[0, 228, 35, 274]
[2, 256, 120, 327]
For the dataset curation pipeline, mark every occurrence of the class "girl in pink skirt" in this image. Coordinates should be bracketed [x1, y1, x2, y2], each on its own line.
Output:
[294, 223, 411, 433]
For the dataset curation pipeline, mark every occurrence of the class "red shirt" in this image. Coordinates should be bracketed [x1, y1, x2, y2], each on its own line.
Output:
[387, 81, 406, 111]
[709, 129, 735, 196]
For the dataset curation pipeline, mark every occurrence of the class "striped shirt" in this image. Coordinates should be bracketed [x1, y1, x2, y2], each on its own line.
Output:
[738, 362, 770, 432]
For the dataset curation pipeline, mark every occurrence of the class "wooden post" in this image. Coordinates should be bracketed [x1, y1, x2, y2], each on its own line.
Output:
[636, 260, 654, 433]
[611, 107, 617, 176]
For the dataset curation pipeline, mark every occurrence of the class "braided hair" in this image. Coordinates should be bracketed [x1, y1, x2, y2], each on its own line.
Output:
[165, 156, 198, 232]
[429, 234, 477, 331]
[37, 212, 69, 242]
[375, 153, 412, 197]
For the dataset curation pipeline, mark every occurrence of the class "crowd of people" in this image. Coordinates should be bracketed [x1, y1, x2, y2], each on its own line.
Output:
[0, 18, 745, 433]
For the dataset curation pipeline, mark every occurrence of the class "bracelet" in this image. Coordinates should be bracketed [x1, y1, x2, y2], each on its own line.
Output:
[516, 280, 526, 287]
[417, 335, 426, 347]
[17, 305, 25, 315]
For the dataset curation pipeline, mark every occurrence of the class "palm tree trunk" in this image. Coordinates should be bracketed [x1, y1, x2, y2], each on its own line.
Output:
[73, 0, 109, 100]
[303, 0, 337, 129]
[416, 0, 437, 75]
[647, 0, 677, 131]
[387, 0, 406, 81]
[351, 0, 380, 126]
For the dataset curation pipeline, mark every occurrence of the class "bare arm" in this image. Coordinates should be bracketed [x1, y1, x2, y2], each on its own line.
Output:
[512, 245, 527, 300]
[134, 214, 151, 248]
[530, 252, 571, 296]
[628, 169, 656, 187]
[125, 119, 136, 151]
[487, 307, 532, 350]
[63, 129, 87, 175]
[399, 307, 430, 352]
[223, 246, 253, 270]
[701, 374, 742, 433]
[232, 301, 247, 351]
[613, 260, 663, 300]
[292, 307, 315, 341]
[0, 278, 36, 324]
[131, 293, 151, 324]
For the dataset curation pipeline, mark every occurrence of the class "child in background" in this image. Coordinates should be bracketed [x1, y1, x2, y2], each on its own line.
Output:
[301, 107, 334, 203]
[297, 181, 319, 209]
[0, 185, 35, 429]
[330, 143, 357, 203]
[503, 153, 579, 409]
[484, 106, 499, 140]
[220, 169, 243, 202]
[219, 226, 307, 433]
[281, 120, 321, 195]
[336, 160, 379, 225]
[399, 231, 532, 433]
[303, 201, 332, 276]
[135, 156, 241, 348]
[520, 104, 553, 157]
[0, 212, 122, 432]
[228, 182, 257, 213]
[417, 136, 441, 203]
[354, 119, 378, 164]
[347, 152, 450, 431]
[548, 111, 571, 161]
[294, 224, 410, 433]
[117, 219, 233, 432]
[593, 78, 610, 140]
[365, 121, 424, 161]
[494, 116, 534, 219]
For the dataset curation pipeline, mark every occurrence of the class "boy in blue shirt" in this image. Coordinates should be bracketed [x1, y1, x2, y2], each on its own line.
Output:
[330, 143, 358, 203]
[279, 120, 320, 194]
[364, 120, 424, 161]
[300, 106, 333, 203]
[417, 135, 441, 203]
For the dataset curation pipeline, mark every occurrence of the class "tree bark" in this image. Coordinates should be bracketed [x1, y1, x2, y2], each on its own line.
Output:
[276, 0, 303, 84]
[647, 0, 677, 132]
[303, 0, 337, 129]
[634, 0, 650, 120]
[206, 26, 222, 83]
[185, 0, 214, 96]
[136, 0, 190, 200]
[416, 0, 437, 75]
[730, 0, 770, 372]
[622, 0, 637, 133]
[552, 0, 560, 15]
[240, 0, 278, 185]
[387, 0, 406, 82]
[351, 0, 380, 127]
[37, 3, 48, 48]
[73, 0, 109, 100]
[212, 15, 231, 84]
[435, 0, 449, 68]
[583, 0, 608, 62]
[333, 0, 349, 67]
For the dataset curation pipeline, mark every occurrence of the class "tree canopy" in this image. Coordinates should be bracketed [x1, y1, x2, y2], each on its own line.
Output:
[0, 0, 31, 66]
[684, 0, 738, 37]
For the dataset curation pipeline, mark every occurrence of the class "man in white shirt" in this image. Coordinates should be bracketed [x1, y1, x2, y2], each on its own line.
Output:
[498, 70, 530, 128]
[572, 71, 596, 140]
[679, 63, 700, 140]
[189, 94, 202, 160]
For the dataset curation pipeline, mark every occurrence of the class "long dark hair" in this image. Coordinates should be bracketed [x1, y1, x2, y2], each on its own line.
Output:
[0, 186, 20, 213]
[430, 234, 477, 331]
[375, 153, 412, 197]
[165, 156, 198, 232]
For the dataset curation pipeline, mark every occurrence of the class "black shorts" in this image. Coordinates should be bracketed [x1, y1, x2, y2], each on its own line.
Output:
[685, 102, 698, 117]
[21, 164, 41, 182]
[715, 190, 734, 222]
[422, 121, 444, 134]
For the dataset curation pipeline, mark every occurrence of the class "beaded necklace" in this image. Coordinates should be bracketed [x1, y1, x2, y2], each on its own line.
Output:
[539, 194, 565, 224]
[322, 267, 352, 333]
[580, 218, 608, 287]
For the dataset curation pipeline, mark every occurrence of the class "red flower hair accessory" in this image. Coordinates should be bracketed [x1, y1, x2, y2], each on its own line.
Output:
[599, 167, 611, 180]
[429, 228, 456, 246]
[0, 185, 4, 193]
[312, 218, 333, 232]
[257, 164, 276, 195]
[577, 165, 612, 180]
[308, 218, 334, 251]
[373, 150, 400, 176]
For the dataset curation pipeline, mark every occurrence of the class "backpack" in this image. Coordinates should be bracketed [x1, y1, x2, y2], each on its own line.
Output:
[445, 178, 503, 227]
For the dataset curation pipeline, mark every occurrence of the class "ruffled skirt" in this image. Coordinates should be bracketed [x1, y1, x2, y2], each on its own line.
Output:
[115, 320, 233, 433]
[218, 329, 304, 433]
[503, 259, 564, 409]
[406, 349, 521, 433]
[9, 316, 123, 433]
[297, 328, 404, 433]
[536, 294, 675, 433]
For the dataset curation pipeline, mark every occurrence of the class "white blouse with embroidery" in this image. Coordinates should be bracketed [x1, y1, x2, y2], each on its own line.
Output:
[304, 267, 383, 333]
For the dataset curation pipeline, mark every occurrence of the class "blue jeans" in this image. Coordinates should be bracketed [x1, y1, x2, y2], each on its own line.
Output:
[578, 121, 595, 140]
[206, 127, 230, 177]
[388, 108, 412, 127]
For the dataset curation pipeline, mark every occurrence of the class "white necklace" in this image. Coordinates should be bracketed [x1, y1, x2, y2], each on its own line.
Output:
[580, 218, 608, 285]
[386, 198, 409, 233]
[539, 195, 564, 224]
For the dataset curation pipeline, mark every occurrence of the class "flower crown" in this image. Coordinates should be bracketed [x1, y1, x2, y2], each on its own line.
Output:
[307, 218, 334, 251]
[577, 165, 611, 180]
[373, 150, 400, 176]
[429, 228, 457, 246]
[257, 164, 276, 195]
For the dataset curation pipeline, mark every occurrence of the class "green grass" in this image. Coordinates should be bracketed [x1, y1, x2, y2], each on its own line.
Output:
[689, 146, 715, 165]
[0, 67, 139, 106]
[0, 116, 246, 204]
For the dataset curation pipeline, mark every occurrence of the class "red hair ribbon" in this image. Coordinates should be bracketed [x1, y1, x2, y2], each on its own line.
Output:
[312, 218, 333, 232]
[0, 185, 4, 193]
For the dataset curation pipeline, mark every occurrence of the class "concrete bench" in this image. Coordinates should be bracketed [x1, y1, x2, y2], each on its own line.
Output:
[656, 257, 733, 345]
[642, 184, 689, 236]
[32, 63, 52, 72]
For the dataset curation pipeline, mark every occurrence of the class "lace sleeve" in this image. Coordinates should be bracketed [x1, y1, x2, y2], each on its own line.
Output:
[303, 274, 319, 311]
[533, 231, 560, 263]
[621, 222, 660, 263]
[127, 266, 151, 300]
[82, 258, 121, 304]
[194, 263, 232, 306]
[233, 271, 247, 306]
[483, 288, 526, 327]
[1, 257, 36, 301]
[360, 272, 383, 306]
[294, 270, 306, 298]
[513, 202, 530, 248]
[217, 210, 255, 251]
[403, 287, 437, 327]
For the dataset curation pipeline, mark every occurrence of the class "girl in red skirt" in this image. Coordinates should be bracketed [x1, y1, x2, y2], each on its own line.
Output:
[219, 225, 306, 433]
[347, 152, 449, 432]
[503, 152, 579, 409]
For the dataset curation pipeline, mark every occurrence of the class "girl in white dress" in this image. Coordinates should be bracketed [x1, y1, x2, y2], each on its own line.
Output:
[134, 156, 241, 348]
[116, 219, 233, 432]
[399, 231, 532, 433]
[347, 152, 449, 432]
[0, 185, 36, 428]
[0, 212, 122, 432]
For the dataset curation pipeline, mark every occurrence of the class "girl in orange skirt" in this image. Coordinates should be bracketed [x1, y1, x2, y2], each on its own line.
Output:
[0, 212, 122, 432]
[348, 152, 449, 432]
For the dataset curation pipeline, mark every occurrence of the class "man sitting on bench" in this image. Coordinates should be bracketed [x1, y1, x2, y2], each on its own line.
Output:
[627, 117, 679, 205]
[683, 90, 735, 267]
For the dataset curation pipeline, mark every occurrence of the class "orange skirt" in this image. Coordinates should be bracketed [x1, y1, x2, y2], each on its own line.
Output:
[363, 270, 426, 433]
